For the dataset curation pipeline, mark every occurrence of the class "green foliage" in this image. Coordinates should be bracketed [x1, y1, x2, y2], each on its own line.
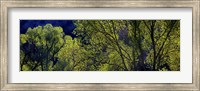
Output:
[20, 20, 180, 71]
[20, 24, 66, 71]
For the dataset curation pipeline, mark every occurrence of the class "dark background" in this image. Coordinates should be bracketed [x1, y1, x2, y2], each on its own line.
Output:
[20, 20, 76, 37]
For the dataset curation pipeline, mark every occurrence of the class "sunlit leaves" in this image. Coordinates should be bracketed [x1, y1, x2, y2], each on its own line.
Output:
[20, 24, 66, 71]
[74, 20, 180, 71]
[20, 20, 180, 71]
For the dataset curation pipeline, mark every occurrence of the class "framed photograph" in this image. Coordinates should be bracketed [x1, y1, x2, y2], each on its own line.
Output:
[0, 0, 199, 90]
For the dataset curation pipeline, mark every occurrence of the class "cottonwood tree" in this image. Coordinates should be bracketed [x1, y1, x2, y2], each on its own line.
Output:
[73, 20, 180, 71]
[20, 20, 180, 71]
[20, 24, 65, 71]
